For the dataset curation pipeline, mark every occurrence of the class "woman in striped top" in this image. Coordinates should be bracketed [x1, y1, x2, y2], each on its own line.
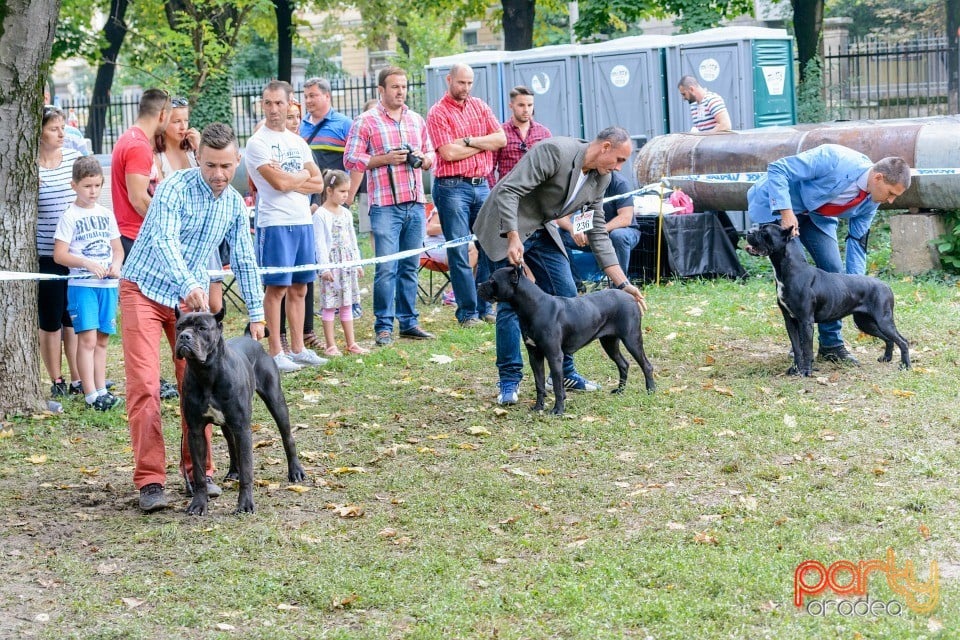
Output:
[37, 106, 81, 400]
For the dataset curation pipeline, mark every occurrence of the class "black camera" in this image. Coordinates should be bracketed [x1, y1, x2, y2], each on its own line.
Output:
[398, 143, 423, 169]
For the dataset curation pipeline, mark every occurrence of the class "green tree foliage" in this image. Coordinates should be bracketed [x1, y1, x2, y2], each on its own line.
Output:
[796, 56, 828, 123]
[826, 0, 943, 38]
[120, 0, 271, 129]
[573, 0, 753, 40]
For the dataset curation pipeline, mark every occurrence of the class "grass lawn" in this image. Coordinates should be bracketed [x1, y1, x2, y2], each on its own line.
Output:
[1, 237, 958, 639]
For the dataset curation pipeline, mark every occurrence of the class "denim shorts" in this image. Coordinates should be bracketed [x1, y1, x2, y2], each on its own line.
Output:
[256, 224, 316, 286]
[67, 286, 118, 334]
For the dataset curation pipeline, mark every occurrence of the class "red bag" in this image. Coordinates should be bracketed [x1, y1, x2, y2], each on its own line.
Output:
[669, 189, 694, 214]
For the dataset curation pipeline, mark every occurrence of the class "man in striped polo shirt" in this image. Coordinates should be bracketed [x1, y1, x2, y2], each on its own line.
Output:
[677, 76, 732, 133]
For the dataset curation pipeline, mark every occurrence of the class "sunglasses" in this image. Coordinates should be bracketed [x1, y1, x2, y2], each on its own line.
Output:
[171, 97, 189, 108]
[519, 141, 528, 152]
[43, 105, 61, 115]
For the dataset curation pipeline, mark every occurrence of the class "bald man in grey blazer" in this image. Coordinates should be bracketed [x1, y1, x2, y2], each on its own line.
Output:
[474, 126, 647, 406]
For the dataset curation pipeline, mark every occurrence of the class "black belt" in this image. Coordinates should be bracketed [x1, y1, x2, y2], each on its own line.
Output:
[442, 176, 485, 186]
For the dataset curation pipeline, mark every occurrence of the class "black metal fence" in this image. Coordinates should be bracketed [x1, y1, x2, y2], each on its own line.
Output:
[58, 73, 427, 154]
[823, 34, 955, 120]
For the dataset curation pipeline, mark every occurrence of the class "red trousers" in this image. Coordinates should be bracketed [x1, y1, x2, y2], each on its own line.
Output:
[120, 280, 214, 489]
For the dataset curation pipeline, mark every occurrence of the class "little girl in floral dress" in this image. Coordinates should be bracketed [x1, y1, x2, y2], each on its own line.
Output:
[313, 170, 369, 356]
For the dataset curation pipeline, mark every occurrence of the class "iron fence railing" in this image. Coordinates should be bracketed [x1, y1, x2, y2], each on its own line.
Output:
[57, 74, 427, 154]
[823, 34, 954, 120]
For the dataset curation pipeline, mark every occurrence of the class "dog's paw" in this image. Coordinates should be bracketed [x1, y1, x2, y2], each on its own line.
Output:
[531, 402, 544, 412]
[878, 355, 892, 363]
[549, 405, 564, 416]
[611, 386, 626, 395]
[288, 463, 307, 483]
[898, 361, 911, 371]
[223, 470, 240, 482]
[185, 498, 208, 516]
[235, 492, 255, 514]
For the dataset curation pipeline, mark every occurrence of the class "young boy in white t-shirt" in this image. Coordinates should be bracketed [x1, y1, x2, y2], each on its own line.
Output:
[53, 156, 124, 411]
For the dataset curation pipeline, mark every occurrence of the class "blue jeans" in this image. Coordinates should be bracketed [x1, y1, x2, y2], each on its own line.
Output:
[797, 214, 843, 347]
[432, 178, 492, 322]
[479, 230, 580, 385]
[560, 226, 640, 282]
[369, 202, 424, 334]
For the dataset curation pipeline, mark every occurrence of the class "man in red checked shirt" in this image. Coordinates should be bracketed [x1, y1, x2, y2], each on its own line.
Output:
[427, 63, 506, 328]
[490, 86, 551, 185]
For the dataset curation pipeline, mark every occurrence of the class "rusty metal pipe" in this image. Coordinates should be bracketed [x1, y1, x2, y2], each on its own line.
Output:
[635, 116, 960, 210]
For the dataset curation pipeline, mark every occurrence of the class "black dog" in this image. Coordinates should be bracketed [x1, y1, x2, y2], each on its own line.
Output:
[175, 307, 306, 515]
[478, 265, 655, 415]
[745, 223, 909, 376]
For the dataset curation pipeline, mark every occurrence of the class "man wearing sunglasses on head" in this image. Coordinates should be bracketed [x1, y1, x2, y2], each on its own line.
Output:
[489, 85, 551, 186]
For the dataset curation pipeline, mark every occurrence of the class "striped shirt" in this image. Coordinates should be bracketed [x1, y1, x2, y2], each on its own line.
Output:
[300, 109, 353, 171]
[37, 148, 80, 256]
[121, 168, 264, 321]
[690, 91, 728, 132]
[427, 94, 502, 178]
[344, 102, 433, 207]
[491, 119, 552, 184]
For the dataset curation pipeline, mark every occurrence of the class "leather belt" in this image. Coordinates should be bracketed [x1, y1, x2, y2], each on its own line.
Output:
[441, 176, 485, 186]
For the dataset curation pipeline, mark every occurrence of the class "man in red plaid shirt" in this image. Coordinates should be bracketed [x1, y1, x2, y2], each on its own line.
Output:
[344, 66, 436, 346]
[427, 63, 506, 328]
[490, 86, 552, 185]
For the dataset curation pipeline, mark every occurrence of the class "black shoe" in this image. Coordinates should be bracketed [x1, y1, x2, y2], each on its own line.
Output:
[68, 380, 84, 395]
[399, 326, 435, 340]
[139, 483, 169, 512]
[89, 393, 123, 411]
[159, 378, 179, 400]
[818, 344, 860, 365]
[183, 474, 222, 499]
[51, 378, 68, 397]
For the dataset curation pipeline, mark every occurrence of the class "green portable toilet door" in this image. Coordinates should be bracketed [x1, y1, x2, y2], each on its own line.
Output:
[752, 39, 796, 127]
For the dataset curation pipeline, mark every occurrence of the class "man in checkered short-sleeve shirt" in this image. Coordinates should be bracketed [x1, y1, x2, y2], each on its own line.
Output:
[427, 63, 506, 328]
[344, 65, 437, 346]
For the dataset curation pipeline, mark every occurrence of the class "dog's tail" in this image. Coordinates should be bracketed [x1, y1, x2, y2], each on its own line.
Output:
[244, 323, 271, 338]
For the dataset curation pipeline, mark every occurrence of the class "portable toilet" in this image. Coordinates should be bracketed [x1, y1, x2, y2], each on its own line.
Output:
[580, 35, 673, 187]
[425, 50, 510, 122]
[666, 27, 796, 133]
[500, 44, 585, 139]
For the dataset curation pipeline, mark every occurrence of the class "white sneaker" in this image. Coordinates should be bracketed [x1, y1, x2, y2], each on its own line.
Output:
[273, 352, 302, 373]
[288, 348, 329, 367]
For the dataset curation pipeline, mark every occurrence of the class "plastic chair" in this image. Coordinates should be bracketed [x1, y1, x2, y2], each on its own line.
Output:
[417, 202, 453, 304]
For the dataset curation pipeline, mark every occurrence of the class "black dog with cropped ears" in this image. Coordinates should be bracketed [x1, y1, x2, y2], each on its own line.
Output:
[478, 265, 655, 415]
[745, 223, 910, 376]
[174, 307, 306, 515]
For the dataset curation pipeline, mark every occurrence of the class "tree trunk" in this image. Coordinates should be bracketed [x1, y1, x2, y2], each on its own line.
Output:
[88, 0, 129, 154]
[948, 0, 960, 113]
[791, 0, 824, 84]
[0, 0, 62, 415]
[274, 0, 293, 83]
[502, 0, 536, 51]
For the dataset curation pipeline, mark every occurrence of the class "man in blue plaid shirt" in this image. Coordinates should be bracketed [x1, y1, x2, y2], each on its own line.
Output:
[120, 123, 265, 513]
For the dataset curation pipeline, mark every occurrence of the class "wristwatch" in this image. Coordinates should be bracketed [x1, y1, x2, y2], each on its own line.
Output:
[615, 281, 630, 290]
[464, 137, 472, 148]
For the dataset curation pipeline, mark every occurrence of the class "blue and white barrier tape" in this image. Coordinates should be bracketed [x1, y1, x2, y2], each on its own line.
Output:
[0, 235, 476, 283]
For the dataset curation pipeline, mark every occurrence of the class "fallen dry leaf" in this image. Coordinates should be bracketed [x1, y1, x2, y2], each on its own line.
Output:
[426, 433, 450, 440]
[919, 523, 931, 540]
[27, 454, 48, 465]
[428, 354, 454, 364]
[457, 443, 479, 450]
[891, 389, 915, 398]
[694, 531, 719, 545]
[0, 429, 13, 439]
[254, 439, 277, 449]
[378, 528, 398, 538]
[331, 504, 364, 518]
[331, 466, 367, 475]
[121, 597, 145, 609]
[277, 603, 299, 611]
[492, 408, 508, 417]
[286, 485, 310, 493]
[215, 623, 236, 631]
[467, 426, 492, 436]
